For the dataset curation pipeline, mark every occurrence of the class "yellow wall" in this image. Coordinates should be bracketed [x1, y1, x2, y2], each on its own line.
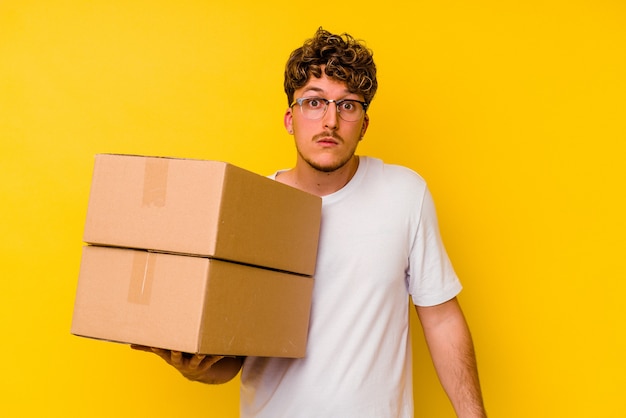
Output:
[2, 1, 625, 417]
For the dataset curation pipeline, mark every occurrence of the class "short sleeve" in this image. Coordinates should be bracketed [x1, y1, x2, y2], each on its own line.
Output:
[407, 186, 462, 306]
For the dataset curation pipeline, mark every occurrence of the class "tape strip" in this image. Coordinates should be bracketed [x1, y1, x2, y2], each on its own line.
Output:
[128, 251, 155, 305]
[142, 158, 169, 207]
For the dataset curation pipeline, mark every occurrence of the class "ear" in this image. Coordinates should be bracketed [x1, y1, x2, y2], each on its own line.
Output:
[359, 114, 370, 140]
[284, 108, 294, 135]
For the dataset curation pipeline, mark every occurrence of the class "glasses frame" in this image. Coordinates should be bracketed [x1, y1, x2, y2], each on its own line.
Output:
[290, 97, 369, 122]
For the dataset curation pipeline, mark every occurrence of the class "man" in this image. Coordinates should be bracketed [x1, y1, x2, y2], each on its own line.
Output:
[134, 28, 487, 418]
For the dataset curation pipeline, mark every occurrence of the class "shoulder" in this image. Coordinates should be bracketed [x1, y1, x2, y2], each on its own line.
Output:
[361, 156, 428, 192]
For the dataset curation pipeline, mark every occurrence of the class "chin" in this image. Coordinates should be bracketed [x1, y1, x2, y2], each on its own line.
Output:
[306, 156, 355, 173]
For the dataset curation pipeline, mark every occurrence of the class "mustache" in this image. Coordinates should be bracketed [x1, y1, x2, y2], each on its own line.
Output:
[313, 131, 343, 142]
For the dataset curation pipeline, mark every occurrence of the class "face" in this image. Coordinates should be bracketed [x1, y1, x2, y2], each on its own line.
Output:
[284, 72, 369, 173]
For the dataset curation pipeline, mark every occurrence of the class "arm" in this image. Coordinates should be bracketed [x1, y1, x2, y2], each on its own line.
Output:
[415, 297, 487, 418]
[131, 345, 244, 384]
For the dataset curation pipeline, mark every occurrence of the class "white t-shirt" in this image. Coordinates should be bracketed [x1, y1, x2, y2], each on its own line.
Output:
[240, 156, 462, 418]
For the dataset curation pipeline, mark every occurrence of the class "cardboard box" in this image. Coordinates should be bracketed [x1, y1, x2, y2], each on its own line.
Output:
[83, 154, 321, 276]
[71, 245, 314, 357]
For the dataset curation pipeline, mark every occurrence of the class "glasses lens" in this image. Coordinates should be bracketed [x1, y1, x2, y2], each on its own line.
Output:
[300, 98, 326, 119]
[337, 100, 364, 121]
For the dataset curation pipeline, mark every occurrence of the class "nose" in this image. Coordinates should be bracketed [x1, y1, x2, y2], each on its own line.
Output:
[323, 102, 339, 129]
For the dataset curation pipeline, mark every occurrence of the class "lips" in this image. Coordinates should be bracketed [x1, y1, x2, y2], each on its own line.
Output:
[314, 132, 342, 145]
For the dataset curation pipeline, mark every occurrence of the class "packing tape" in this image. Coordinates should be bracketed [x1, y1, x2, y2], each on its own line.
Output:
[128, 251, 156, 305]
[142, 158, 169, 207]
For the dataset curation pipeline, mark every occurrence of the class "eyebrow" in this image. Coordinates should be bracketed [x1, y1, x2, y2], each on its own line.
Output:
[301, 86, 356, 97]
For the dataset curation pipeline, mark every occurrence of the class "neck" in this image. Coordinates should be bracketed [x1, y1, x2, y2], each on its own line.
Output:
[277, 155, 360, 197]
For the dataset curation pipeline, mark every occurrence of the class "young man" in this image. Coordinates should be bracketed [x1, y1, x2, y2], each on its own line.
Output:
[134, 28, 487, 418]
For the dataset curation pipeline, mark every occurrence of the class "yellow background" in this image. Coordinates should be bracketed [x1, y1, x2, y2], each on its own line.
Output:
[1, 1, 625, 417]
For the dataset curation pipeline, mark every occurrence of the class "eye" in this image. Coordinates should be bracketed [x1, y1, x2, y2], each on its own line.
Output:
[304, 98, 324, 109]
[340, 100, 357, 112]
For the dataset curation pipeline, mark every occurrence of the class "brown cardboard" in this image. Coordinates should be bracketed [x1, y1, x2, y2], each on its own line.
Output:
[83, 154, 321, 276]
[71, 246, 314, 357]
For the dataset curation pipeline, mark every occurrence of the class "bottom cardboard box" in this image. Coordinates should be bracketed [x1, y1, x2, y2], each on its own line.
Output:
[71, 245, 314, 357]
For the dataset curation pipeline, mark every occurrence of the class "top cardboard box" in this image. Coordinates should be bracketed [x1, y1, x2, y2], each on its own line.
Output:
[83, 154, 321, 276]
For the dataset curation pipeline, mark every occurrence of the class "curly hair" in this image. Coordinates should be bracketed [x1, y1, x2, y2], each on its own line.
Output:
[284, 28, 378, 107]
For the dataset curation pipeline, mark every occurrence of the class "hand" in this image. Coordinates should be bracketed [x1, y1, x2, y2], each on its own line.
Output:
[131, 345, 240, 384]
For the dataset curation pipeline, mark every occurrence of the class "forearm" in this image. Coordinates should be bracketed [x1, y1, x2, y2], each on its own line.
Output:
[416, 299, 486, 418]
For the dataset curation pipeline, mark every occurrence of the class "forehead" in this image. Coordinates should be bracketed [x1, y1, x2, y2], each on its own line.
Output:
[297, 73, 360, 99]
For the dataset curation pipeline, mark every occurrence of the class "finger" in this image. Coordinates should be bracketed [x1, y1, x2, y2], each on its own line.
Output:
[130, 344, 152, 352]
[205, 355, 226, 368]
[170, 350, 183, 367]
[149, 347, 173, 363]
[188, 354, 206, 369]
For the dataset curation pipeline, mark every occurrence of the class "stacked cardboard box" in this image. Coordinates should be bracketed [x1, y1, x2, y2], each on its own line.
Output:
[71, 154, 321, 358]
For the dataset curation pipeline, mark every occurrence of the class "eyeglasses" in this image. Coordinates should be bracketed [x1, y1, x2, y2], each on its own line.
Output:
[290, 97, 369, 122]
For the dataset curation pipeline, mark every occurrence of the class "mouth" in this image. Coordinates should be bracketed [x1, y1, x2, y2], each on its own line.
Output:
[314, 132, 341, 146]
[318, 138, 338, 146]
